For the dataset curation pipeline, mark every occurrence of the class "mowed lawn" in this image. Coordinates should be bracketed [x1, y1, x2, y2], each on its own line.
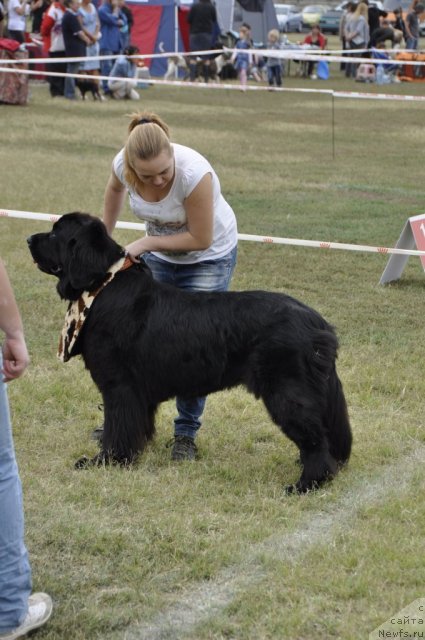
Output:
[0, 75, 424, 640]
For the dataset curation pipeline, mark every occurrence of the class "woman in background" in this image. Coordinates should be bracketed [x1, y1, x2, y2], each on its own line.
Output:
[79, 0, 103, 94]
[344, 2, 369, 78]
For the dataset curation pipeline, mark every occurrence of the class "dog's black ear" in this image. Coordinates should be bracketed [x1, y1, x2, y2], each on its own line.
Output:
[66, 218, 123, 291]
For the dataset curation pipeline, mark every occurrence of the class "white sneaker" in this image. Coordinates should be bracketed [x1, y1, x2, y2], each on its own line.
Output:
[0, 593, 53, 640]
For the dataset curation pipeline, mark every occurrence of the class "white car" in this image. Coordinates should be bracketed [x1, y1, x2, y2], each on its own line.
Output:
[274, 4, 304, 32]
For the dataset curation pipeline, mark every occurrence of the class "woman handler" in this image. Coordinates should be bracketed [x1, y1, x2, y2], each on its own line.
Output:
[102, 111, 238, 461]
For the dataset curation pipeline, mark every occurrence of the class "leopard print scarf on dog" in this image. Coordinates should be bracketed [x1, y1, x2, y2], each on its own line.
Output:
[58, 254, 133, 363]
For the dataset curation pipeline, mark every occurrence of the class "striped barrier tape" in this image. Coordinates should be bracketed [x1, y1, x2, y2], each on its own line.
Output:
[1, 47, 425, 65]
[2, 65, 425, 101]
[2, 209, 425, 258]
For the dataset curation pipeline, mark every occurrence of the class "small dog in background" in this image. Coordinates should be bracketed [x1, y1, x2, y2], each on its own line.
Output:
[164, 55, 189, 81]
[76, 77, 103, 100]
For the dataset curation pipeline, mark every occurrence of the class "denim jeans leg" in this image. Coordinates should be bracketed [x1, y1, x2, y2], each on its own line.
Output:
[64, 62, 79, 99]
[0, 354, 32, 633]
[143, 247, 237, 440]
[100, 51, 113, 93]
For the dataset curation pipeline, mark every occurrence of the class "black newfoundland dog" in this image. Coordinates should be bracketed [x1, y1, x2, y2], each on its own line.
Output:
[28, 212, 352, 493]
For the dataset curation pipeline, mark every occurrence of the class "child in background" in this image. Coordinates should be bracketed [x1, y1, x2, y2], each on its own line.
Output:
[266, 28, 282, 89]
[231, 25, 251, 91]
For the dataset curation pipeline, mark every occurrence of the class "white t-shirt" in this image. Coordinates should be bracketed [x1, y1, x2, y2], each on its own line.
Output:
[113, 143, 238, 264]
[8, 0, 27, 31]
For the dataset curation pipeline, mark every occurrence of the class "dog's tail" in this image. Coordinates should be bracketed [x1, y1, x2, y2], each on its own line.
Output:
[324, 366, 352, 465]
[308, 327, 352, 466]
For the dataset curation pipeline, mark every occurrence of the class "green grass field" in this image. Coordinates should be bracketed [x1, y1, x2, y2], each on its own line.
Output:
[0, 72, 424, 640]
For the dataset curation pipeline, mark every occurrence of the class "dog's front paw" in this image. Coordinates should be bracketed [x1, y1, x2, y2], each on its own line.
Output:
[74, 452, 108, 469]
[284, 480, 319, 495]
[74, 455, 93, 469]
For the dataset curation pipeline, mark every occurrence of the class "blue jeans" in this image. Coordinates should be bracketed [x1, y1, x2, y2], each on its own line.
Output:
[0, 353, 32, 633]
[64, 61, 80, 99]
[100, 49, 114, 92]
[143, 247, 237, 440]
[405, 36, 418, 50]
[267, 64, 282, 86]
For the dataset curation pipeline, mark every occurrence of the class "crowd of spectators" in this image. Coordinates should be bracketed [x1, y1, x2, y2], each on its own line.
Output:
[1, 0, 141, 100]
[1, 0, 424, 95]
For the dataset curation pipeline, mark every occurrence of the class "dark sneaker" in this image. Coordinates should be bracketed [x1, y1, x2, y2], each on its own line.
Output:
[169, 435, 197, 461]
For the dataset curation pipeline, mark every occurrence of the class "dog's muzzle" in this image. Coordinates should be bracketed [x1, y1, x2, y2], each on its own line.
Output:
[26, 236, 63, 275]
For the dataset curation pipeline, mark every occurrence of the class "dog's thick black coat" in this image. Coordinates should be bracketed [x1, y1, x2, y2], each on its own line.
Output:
[28, 213, 352, 493]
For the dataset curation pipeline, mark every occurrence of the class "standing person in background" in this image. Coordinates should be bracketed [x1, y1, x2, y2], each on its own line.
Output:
[0, 258, 53, 640]
[62, 0, 91, 99]
[364, 0, 388, 41]
[392, 7, 406, 42]
[344, 2, 369, 78]
[339, 1, 355, 72]
[7, 0, 29, 44]
[0, 1, 5, 38]
[101, 112, 238, 462]
[231, 24, 251, 91]
[41, 0, 66, 96]
[79, 0, 102, 92]
[405, 2, 423, 50]
[241, 21, 263, 82]
[187, 0, 217, 83]
[30, 0, 50, 35]
[265, 28, 282, 89]
[98, 0, 127, 95]
[117, 0, 132, 50]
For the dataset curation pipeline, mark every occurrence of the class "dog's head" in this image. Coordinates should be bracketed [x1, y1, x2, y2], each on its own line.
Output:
[27, 212, 125, 300]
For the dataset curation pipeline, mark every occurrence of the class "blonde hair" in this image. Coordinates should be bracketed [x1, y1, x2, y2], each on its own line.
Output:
[268, 29, 280, 41]
[124, 112, 172, 191]
[353, 2, 368, 18]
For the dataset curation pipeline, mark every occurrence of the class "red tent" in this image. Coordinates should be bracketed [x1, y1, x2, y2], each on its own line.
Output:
[127, 0, 190, 76]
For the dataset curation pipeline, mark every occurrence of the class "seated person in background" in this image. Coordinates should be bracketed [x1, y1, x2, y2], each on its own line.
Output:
[372, 41, 400, 81]
[370, 19, 404, 47]
[108, 44, 140, 99]
[301, 24, 327, 78]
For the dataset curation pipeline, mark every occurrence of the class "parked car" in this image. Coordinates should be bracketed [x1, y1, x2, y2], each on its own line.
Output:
[274, 4, 303, 32]
[302, 4, 330, 28]
[319, 7, 343, 34]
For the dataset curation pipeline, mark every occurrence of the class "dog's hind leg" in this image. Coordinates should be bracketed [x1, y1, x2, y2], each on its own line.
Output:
[261, 379, 338, 494]
[323, 368, 352, 467]
[100, 386, 156, 465]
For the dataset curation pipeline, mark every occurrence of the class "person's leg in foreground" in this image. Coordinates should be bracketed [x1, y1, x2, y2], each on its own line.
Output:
[0, 352, 52, 640]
